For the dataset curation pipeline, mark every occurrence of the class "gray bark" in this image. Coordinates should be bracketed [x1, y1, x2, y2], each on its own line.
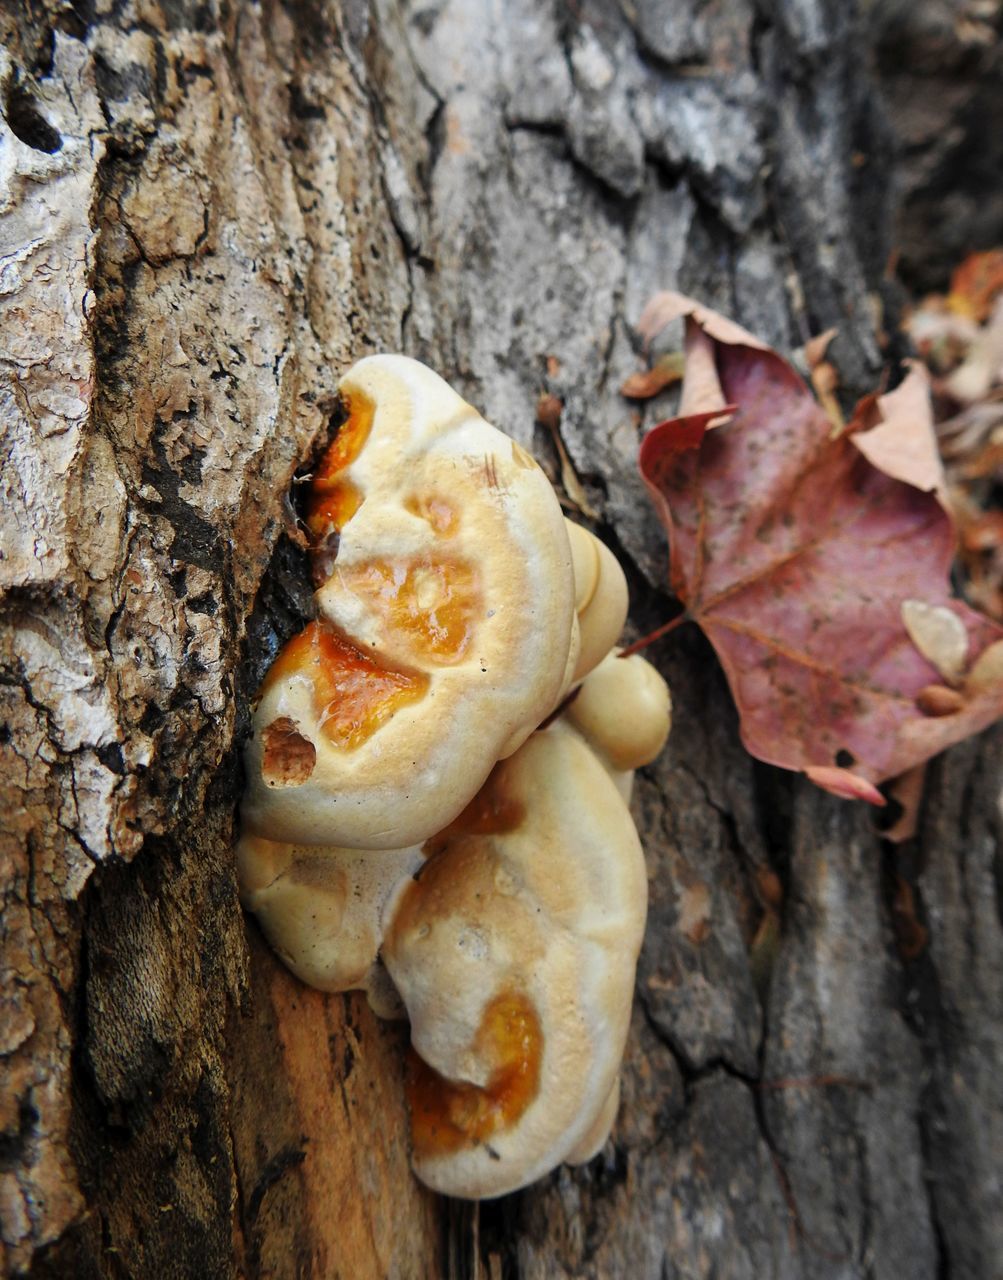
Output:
[1, 0, 1000, 1277]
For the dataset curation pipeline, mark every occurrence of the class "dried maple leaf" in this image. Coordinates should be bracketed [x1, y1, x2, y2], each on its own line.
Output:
[636, 291, 1003, 802]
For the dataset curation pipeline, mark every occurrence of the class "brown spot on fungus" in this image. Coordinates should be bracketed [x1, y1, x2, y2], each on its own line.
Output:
[261, 716, 317, 786]
[407, 990, 543, 1157]
[424, 764, 527, 857]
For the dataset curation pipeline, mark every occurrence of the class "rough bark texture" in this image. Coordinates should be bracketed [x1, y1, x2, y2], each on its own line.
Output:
[1, 1, 1000, 1277]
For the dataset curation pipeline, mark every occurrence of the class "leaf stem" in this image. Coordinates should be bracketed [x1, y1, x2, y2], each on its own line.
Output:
[618, 612, 690, 658]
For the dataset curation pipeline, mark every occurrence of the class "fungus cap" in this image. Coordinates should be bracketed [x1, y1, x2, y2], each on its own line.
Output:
[236, 833, 420, 1009]
[242, 356, 576, 850]
[382, 720, 647, 1198]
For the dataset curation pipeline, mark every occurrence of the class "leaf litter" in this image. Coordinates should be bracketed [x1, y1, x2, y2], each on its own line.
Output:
[630, 290, 1003, 804]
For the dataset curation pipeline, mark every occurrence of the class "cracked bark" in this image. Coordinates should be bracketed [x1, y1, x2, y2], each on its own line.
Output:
[1, 0, 1000, 1277]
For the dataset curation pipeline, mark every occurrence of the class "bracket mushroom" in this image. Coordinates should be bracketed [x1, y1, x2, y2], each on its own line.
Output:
[242, 355, 577, 851]
[382, 717, 649, 1197]
[237, 355, 672, 1200]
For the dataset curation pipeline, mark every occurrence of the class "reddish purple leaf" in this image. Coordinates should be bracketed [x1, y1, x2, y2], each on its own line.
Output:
[638, 293, 1003, 791]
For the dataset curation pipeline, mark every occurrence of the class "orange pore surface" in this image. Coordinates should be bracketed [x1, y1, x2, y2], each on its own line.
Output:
[261, 620, 428, 750]
[407, 991, 542, 1158]
[340, 558, 481, 662]
[306, 388, 374, 538]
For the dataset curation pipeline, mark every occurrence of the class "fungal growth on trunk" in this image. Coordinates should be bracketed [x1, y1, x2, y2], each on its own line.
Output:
[242, 355, 577, 850]
[382, 709, 654, 1197]
[238, 356, 671, 1198]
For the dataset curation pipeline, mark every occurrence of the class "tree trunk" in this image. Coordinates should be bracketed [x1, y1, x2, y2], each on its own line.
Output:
[2, 1, 1000, 1277]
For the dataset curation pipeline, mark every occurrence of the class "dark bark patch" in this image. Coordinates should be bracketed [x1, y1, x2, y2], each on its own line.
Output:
[3, 79, 61, 152]
[247, 1145, 307, 1224]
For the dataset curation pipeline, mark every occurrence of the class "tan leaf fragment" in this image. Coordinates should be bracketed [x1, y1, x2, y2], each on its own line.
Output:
[804, 328, 838, 369]
[851, 363, 947, 504]
[536, 393, 599, 519]
[636, 290, 771, 353]
[946, 296, 1003, 405]
[679, 320, 731, 421]
[901, 600, 969, 684]
[965, 639, 1003, 692]
[620, 351, 686, 400]
[804, 328, 844, 432]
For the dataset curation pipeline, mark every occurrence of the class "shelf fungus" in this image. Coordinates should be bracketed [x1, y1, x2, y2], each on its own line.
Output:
[237, 355, 671, 1199]
[242, 354, 577, 850]
[382, 716, 652, 1197]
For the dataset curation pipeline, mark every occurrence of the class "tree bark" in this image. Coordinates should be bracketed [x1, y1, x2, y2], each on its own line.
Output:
[1, 1, 1000, 1277]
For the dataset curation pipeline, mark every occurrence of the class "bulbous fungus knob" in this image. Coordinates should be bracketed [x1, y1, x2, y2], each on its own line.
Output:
[564, 520, 629, 682]
[567, 649, 672, 797]
[381, 721, 648, 1199]
[235, 834, 421, 1014]
[242, 355, 576, 851]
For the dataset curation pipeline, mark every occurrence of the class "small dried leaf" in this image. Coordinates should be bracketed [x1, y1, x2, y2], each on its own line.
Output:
[811, 360, 843, 432]
[620, 351, 685, 400]
[535, 392, 563, 433]
[678, 881, 712, 944]
[749, 910, 781, 998]
[901, 600, 969, 683]
[934, 390, 1003, 463]
[755, 866, 783, 911]
[949, 248, 1003, 323]
[804, 328, 838, 370]
[812, 362, 839, 396]
[915, 684, 965, 716]
[945, 298, 1003, 405]
[636, 290, 770, 352]
[966, 639, 1003, 692]
[536, 393, 598, 518]
[559, 459, 599, 519]
[680, 319, 730, 419]
[850, 363, 946, 502]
